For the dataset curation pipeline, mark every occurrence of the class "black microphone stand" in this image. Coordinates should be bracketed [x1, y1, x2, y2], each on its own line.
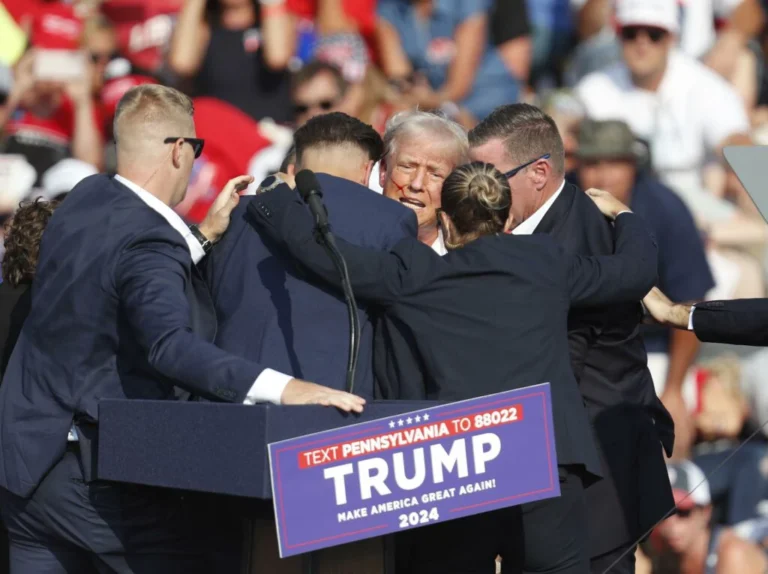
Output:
[316, 231, 360, 395]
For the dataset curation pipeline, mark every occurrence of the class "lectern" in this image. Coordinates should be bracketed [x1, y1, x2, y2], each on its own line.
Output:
[97, 399, 437, 574]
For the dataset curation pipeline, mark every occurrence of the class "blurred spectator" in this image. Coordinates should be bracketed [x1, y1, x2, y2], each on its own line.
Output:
[0, 48, 103, 188]
[100, 0, 184, 77]
[489, 0, 532, 88]
[649, 461, 768, 573]
[81, 14, 119, 97]
[689, 356, 768, 526]
[169, 0, 296, 123]
[575, 0, 758, 233]
[375, 0, 521, 124]
[568, 0, 764, 109]
[524, 0, 574, 89]
[574, 120, 715, 450]
[291, 60, 347, 128]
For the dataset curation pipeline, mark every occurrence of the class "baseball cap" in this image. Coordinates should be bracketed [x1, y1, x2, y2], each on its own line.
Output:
[667, 461, 711, 510]
[615, 0, 680, 34]
[576, 119, 647, 162]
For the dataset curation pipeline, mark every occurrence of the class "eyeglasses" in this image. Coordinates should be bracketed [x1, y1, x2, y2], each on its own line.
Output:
[620, 26, 668, 43]
[503, 154, 551, 179]
[293, 100, 336, 116]
[164, 137, 205, 159]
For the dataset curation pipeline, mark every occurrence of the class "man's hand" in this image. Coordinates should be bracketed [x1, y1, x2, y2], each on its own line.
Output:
[198, 175, 254, 242]
[281, 379, 366, 413]
[643, 287, 691, 329]
[585, 188, 631, 220]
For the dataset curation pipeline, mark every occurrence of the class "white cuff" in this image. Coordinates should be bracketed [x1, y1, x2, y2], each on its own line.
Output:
[617, 210, 632, 217]
[184, 233, 207, 265]
[243, 368, 293, 405]
[687, 306, 695, 331]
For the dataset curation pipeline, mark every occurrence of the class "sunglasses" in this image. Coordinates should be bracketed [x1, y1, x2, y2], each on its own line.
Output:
[90, 51, 120, 64]
[503, 154, 551, 179]
[293, 100, 336, 116]
[620, 26, 668, 43]
[164, 137, 205, 159]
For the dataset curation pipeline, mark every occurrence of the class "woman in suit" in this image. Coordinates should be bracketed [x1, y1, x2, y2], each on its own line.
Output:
[0, 198, 58, 380]
[0, 197, 57, 574]
[250, 162, 659, 574]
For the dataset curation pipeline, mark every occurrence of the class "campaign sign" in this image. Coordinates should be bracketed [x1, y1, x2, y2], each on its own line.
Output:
[268, 383, 559, 557]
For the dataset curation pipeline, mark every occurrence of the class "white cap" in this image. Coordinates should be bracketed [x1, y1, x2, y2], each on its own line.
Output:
[615, 0, 680, 34]
[39, 158, 98, 200]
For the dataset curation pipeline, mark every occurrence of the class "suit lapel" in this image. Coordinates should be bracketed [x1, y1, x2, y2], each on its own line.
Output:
[533, 183, 577, 238]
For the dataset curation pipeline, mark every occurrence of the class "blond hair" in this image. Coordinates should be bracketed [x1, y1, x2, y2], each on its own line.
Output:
[113, 85, 194, 154]
[441, 162, 510, 248]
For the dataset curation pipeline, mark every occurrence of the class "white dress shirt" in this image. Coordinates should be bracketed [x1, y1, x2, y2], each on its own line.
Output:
[431, 229, 447, 256]
[511, 180, 565, 236]
[114, 175, 291, 405]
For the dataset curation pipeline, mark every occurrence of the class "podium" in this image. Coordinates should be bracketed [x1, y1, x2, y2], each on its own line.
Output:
[97, 399, 437, 574]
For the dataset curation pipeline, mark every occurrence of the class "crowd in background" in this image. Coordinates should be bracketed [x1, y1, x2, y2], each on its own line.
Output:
[3, 0, 768, 572]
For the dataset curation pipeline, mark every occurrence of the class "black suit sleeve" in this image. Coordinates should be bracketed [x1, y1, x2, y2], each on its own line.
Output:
[693, 299, 768, 346]
[248, 186, 428, 307]
[567, 212, 658, 307]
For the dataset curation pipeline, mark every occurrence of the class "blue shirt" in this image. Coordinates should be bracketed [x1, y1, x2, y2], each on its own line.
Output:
[377, 0, 520, 120]
[630, 173, 715, 353]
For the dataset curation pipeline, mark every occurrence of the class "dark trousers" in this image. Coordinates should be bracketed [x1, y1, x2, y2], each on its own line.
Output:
[589, 544, 636, 574]
[0, 450, 239, 574]
[395, 466, 589, 574]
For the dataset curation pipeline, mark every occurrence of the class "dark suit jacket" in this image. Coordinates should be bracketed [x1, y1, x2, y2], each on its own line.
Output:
[692, 299, 768, 346]
[249, 186, 659, 481]
[0, 174, 266, 498]
[204, 174, 417, 400]
[0, 282, 31, 380]
[534, 183, 675, 555]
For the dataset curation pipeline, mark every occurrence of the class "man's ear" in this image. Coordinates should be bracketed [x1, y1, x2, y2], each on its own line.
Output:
[286, 162, 296, 177]
[532, 158, 552, 191]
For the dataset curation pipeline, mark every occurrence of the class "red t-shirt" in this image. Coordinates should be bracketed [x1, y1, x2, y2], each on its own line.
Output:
[100, 0, 183, 72]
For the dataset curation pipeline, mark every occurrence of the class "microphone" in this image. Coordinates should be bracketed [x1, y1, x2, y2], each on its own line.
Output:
[296, 170, 331, 233]
[295, 170, 361, 395]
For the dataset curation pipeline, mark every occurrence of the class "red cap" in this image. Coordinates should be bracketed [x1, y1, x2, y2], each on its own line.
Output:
[101, 74, 158, 121]
[31, 4, 83, 50]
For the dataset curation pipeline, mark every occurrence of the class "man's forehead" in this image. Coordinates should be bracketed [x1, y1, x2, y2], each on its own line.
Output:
[394, 139, 460, 167]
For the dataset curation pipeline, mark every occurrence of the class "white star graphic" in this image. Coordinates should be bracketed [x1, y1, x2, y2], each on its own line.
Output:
[398, 419, 404, 427]
[423, 413, 430, 421]
[406, 417, 413, 424]
[389, 420, 395, 429]
[414, 415, 421, 423]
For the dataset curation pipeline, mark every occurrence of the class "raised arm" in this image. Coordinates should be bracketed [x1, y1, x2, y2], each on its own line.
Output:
[567, 190, 658, 306]
[247, 185, 419, 307]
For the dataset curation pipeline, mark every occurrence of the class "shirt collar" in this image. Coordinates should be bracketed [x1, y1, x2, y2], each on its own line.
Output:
[431, 229, 447, 256]
[512, 179, 566, 235]
[114, 174, 192, 242]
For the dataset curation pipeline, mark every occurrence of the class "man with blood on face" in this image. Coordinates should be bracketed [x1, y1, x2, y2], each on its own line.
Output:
[379, 110, 468, 254]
